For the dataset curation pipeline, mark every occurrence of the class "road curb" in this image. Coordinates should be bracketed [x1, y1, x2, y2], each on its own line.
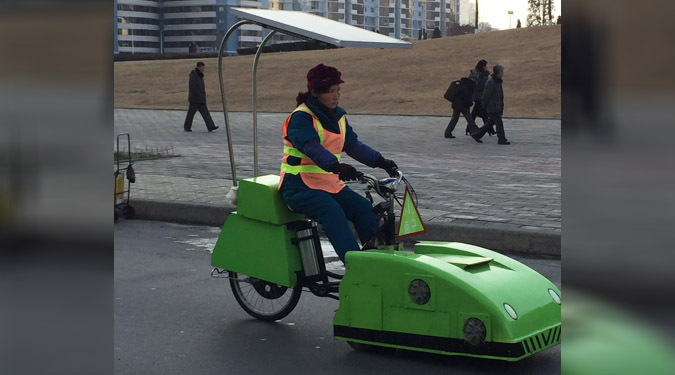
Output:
[113, 107, 561, 121]
[129, 199, 560, 257]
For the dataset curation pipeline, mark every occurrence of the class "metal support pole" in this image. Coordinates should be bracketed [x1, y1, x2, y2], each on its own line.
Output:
[217, 20, 253, 186]
[475, 0, 479, 33]
[251, 30, 277, 177]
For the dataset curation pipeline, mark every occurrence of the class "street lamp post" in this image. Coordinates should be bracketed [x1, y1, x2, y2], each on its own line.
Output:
[475, 0, 479, 34]
[508, 10, 513, 29]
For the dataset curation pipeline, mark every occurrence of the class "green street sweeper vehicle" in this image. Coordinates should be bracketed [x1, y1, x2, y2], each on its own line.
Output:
[211, 172, 561, 361]
[210, 8, 560, 362]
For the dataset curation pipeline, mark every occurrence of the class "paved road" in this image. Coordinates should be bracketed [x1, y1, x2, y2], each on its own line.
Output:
[114, 109, 560, 236]
[114, 220, 560, 375]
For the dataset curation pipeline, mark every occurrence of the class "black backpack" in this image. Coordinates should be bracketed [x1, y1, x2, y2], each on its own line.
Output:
[443, 80, 461, 102]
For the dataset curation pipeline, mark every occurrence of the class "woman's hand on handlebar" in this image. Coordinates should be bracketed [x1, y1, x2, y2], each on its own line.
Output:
[331, 162, 364, 181]
[375, 156, 399, 177]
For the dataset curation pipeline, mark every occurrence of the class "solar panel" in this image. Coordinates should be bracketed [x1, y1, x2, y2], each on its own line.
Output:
[230, 8, 412, 49]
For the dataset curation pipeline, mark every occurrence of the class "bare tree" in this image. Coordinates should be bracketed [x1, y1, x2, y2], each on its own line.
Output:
[527, 0, 543, 27]
[542, 0, 556, 25]
[478, 21, 496, 32]
[449, 23, 476, 35]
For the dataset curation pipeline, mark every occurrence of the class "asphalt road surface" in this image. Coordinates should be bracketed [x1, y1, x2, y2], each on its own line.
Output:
[114, 220, 560, 375]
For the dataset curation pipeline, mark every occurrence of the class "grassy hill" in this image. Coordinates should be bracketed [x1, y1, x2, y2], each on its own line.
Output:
[114, 25, 560, 118]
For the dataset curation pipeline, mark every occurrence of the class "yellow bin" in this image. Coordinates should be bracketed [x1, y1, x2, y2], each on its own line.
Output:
[115, 172, 126, 204]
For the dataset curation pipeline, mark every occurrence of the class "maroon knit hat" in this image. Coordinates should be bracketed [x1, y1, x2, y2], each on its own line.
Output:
[306, 63, 345, 91]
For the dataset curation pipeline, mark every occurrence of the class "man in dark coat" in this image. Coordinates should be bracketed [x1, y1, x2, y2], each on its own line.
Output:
[468, 59, 495, 135]
[443, 77, 480, 138]
[183, 61, 218, 132]
[471, 65, 509, 144]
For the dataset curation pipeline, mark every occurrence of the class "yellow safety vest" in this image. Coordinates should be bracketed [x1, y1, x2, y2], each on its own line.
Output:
[279, 104, 347, 193]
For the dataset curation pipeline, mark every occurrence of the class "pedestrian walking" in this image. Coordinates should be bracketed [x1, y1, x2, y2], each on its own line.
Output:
[468, 59, 495, 135]
[279, 63, 399, 262]
[183, 62, 219, 132]
[471, 65, 510, 144]
[443, 77, 479, 138]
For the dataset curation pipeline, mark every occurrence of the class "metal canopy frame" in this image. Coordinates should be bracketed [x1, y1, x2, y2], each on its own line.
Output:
[217, 9, 412, 184]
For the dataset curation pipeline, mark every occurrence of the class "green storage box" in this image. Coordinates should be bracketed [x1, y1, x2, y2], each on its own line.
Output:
[237, 174, 305, 225]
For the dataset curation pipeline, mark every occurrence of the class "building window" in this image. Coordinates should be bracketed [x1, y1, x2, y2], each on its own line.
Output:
[164, 17, 216, 25]
[163, 6, 216, 13]
[116, 17, 160, 25]
[118, 41, 159, 48]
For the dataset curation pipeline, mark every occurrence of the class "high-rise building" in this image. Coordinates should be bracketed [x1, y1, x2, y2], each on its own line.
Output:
[114, 0, 457, 54]
[274, 0, 456, 40]
[362, 0, 455, 39]
[115, 0, 162, 54]
[114, 0, 268, 54]
[458, 0, 474, 26]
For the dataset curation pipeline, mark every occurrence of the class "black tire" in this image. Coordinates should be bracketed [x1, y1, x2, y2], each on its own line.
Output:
[229, 271, 302, 321]
[123, 205, 135, 219]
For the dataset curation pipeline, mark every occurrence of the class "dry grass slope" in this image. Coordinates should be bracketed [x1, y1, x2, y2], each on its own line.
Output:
[114, 25, 560, 118]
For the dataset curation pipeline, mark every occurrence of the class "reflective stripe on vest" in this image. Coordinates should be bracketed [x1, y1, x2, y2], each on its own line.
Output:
[279, 104, 347, 193]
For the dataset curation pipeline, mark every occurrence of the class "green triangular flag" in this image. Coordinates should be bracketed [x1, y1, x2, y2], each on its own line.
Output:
[396, 187, 427, 239]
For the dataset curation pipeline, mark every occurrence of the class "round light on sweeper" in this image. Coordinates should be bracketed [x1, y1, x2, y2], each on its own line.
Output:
[548, 288, 561, 304]
[503, 303, 518, 320]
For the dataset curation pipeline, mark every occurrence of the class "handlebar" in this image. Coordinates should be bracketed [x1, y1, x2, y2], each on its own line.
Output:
[360, 170, 404, 194]
[346, 169, 417, 208]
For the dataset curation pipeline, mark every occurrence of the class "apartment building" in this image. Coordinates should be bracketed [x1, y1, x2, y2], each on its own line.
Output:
[114, 0, 458, 54]
[115, 0, 268, 54]
[115, 0, 161, 53]
[273, 0, 457, 40]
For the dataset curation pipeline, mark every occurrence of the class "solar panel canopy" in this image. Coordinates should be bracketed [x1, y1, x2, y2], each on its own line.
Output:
[231, 8, 412, 49]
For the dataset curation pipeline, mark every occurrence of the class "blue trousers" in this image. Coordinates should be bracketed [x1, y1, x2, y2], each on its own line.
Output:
[281, 185, 377, 262]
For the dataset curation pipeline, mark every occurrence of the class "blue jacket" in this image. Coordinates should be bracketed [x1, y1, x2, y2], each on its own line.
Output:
[282, 98, 382, 190]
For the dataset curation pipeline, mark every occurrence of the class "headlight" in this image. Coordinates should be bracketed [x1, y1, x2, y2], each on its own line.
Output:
[503, 303, 518, 320]
[548, 288, 561, 304]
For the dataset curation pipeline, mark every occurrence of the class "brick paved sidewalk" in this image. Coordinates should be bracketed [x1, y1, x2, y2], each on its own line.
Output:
[114, 108, 560, 253]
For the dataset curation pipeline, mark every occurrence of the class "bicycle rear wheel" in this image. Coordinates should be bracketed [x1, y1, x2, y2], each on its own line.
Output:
[229, 271, 302, 321]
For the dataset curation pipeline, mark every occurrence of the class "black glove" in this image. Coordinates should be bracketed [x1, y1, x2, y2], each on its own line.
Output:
[375, 156, 399, 177]
[330, 163, 363, 181]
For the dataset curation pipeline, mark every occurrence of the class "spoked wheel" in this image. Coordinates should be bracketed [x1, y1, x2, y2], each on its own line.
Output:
[229, 271, 302, 321]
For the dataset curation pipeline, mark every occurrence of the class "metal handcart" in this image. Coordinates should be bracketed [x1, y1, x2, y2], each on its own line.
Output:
[114, 133, 135, 222]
